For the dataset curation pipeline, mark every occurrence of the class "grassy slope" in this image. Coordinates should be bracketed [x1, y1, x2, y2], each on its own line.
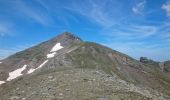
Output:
[0, 42, 170, 99]
[67, 42, 170, 96]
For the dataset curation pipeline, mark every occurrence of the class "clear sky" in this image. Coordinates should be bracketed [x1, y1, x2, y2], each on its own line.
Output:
[0, 0, 170, 61]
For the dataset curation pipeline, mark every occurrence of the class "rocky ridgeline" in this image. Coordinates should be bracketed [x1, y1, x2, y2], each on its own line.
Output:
[0, 32, 170, 100]
[140, 57, 170, 72]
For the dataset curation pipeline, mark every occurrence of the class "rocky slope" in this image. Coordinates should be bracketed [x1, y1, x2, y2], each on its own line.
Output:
[164, 61, 170, 72]
[0, 32, 170, 100]
[140, 57, 170, 73]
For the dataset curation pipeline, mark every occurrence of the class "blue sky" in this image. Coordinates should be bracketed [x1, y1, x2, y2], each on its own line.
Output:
[0, 0, 170, 61]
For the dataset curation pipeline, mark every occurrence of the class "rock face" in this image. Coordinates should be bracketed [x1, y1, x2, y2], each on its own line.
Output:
[0, 32, 170, 100]
[140, 57, 148, 63]
[140, 57, 159, 66]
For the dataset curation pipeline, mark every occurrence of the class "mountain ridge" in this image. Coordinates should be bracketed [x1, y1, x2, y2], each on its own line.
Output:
[0, 32, 170, 100]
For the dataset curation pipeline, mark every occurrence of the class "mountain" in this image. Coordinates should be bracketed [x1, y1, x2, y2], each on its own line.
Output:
[0, 32, 170, 100]
[0, 32, 81, 81]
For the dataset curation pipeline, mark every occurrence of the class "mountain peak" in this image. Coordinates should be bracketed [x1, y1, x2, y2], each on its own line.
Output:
[60, 32, 76, 36]
[54, 32, 82, 42]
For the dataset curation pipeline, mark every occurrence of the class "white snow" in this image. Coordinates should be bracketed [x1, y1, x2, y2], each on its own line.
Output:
[7, 65, 27, 81]
[27, 60, 48, 74]
[28, 43, 63, 74]
[46, 43, 63, 59]
[47, 52, 56, 58]
[50, 43, 63, 52]
[0, 62, 2, 64]
[0, 81, 5, 85]
[27, 68, 36, 74]
[38, 60, 48, 68]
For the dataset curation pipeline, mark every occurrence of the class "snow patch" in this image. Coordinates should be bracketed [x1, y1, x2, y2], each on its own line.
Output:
[50, 43, 63, 52]
[7, 65, 27, 81]
[47, 52, 56, 58]
[0, 62, 2, 64]
[27, 60, 48, 74]
[27, 68, 36, 74]
[28, 43, 63, 74]
[38, 60, 48, 68]
[0, 81, 5, 85]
